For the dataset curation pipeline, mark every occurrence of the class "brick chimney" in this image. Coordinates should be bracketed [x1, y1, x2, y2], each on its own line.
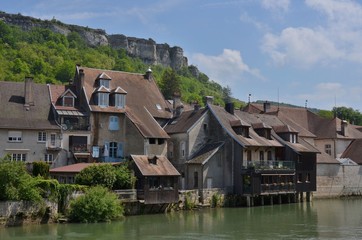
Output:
[173, 92, 183, 117]
[225, 102, 234, 115]
[24, 77, 34, 107]
[263, 101, 271, 113]
[77, 69, 85, 96]
[205, 96, 214, 105]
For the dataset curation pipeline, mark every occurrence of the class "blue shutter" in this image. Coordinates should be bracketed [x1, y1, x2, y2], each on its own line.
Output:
[117, 142, 123, 158]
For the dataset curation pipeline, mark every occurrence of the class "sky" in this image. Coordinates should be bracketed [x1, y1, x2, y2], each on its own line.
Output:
[2, 0, 362, 111]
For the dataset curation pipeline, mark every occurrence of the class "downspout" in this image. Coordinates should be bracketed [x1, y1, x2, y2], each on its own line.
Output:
[231, 139, 234, 192]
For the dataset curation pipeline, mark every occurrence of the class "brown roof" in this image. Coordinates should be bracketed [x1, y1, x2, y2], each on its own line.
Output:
[131, 155, 180, 176]
[188, 142, 224, 165]
[317, 151, 340, 164]
[49, 162, 121, 174]
[341, 139, 362, 164]
[165, 108, 208, 134]
[209, 105, 283, 148]
[78, 66, 171, 138]
[0, 81, 58, 130]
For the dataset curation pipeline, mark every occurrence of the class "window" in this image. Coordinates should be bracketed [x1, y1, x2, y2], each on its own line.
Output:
[180, 141, 186, 158]
[109, 116, 119, 131]
[99, 79, 109, 88]
[247, 150, 252, 161]
[260, 151, 264, 161]
[98, 93, 109, 107]
[109, 142, 117, 158]
[290, 133, 297, 143]
[168, 142, 174, 159]
[45, 154, 53, 163]
[298, 173, 303, 183]
[155, 104, 162, 110]
[267, 151, 272, 160]
[115, 94, 126, 108]
[242, 127, 249, 138]
[306, 173, 311, 183]
[8, 131, 22, 142]
[266, 129, 271, 140]
[158, 139, 165, 145]
[325, 144, 332, 155]
[38, 131, 46, 142]
[50, 134, 56, 147]
[11, 153, 26, 162]
[149, 138, 156, 144]
[193, 171, 198, 188]
[63, 96, 74, 107]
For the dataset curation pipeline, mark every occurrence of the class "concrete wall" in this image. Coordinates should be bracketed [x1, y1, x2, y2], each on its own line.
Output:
[315, 163, 362, 198]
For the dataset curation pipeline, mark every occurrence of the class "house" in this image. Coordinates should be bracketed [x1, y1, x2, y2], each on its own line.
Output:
[131, 154, 180, 204]
[48, 84, 91, 166]
[0, 78, 61, 164]
[49, 162, 122, 184]
[244, 102, 362, 197]
[72, 66, 172, 162]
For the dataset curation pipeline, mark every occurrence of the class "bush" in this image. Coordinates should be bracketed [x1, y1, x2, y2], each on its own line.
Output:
[113, 165, 136, 190]
[68, 186, 123, 223]
[32, 161, 50, 178]
[75, 164, 117, 189]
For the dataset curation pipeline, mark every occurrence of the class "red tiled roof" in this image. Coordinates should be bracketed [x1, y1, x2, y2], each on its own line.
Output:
[49, 162, 121, 173]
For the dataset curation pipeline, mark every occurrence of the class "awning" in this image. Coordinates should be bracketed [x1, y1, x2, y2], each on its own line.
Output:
[56, 110, 87, 117]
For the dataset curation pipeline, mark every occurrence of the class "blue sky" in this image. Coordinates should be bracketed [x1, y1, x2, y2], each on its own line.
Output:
[2, 0, 362, 111]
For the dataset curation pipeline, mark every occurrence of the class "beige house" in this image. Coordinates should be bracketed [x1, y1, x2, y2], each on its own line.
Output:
[0, 78, 61, 163]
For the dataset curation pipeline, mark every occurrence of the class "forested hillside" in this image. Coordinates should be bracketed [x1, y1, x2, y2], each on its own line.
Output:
[0, 20, 244, 108]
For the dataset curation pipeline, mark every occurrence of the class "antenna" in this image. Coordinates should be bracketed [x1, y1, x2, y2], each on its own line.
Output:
[277, 88, 280, 111]
[248, 93, 251, 104]
[305, 100, 308, 108]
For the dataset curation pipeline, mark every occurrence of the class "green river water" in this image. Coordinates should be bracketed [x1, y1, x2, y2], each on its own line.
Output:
[1, 198, 362, 239]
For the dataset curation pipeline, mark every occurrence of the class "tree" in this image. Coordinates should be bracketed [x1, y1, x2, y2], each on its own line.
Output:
[160, 68, 181, 99]
[113, 165, 136, 190]
[333, 106, 362, 125]
[32, 161, 50, 178]
[68, 186, 123, 223]
[75, 164, 117, 189]
[222, 85, 232, 104]
[0, 160, 42, 202]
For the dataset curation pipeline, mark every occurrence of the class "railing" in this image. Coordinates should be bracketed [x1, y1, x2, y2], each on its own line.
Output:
[62, 123, 90, 131]
[244, 160, 295, 170]
[45, 140, 62, 150]
[261, 183, 295, 193]
[70, 144, 90, 153]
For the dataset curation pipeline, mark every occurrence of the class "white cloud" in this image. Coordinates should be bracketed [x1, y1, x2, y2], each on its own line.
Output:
[240, 11, 270, 31]
[262, 0, 362, 67]
[261, 0, 290, 12]
[190, 49, 264, 86]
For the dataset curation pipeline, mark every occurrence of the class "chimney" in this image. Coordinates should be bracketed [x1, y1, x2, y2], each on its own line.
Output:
[78, 69, 85, 96]
[173, 92, 183, 117]
[193, 101, 200, 111]
[148, 154, 157, 164]
[145, 67, 152, 80]
[341, 120, 348, 136]
[24, 77, 34, 106]
[205, 96, 214, 105]
[225, 102, 234, 115]
[263, 101, 271, 113]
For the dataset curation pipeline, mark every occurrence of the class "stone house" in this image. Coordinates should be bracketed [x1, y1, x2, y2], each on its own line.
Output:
[244, 102, 362, 197]
[0, 78, 61, 163]
[69, 66, 173, 162]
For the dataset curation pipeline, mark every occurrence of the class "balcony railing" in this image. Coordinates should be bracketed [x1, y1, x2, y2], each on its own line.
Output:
[70, 144, 90, 153]
[244, 160, 295, 170]
[261, 183, 295, 193]
[62, 123, 90, 131]
[46, 140, 62, 150]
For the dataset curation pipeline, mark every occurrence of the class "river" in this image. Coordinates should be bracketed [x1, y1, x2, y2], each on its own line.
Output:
[1, 198, 362, 239]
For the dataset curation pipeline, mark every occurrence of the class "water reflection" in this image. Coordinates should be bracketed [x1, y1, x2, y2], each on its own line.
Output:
[1, 199, 362, 239]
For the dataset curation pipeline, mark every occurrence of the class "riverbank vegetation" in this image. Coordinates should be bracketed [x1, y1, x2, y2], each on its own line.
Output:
[0, 159, 132, 223]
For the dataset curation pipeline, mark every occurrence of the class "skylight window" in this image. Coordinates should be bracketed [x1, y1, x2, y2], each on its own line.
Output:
[156, 104, 162, 110]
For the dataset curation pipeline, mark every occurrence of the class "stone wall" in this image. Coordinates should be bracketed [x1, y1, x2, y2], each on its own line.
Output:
[315, 164, 362, 198]
[0, 201, 57, 227]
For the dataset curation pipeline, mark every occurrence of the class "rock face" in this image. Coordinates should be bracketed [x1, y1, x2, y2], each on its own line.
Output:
[0, 12, 188, 70]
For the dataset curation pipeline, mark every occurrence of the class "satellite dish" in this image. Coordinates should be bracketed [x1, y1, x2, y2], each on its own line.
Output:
[61, 124, 68, 131]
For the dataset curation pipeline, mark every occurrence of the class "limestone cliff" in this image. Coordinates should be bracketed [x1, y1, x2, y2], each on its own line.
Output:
[0, 12, 188, 70]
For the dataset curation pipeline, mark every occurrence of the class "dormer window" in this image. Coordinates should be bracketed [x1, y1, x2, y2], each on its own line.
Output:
[230, 119, 250, 138]
[99, 79, 110, 88]
[98, 92, 109, 107]
[63, 96, 74, 107]
[60, 89, 77, 107]
[290, 133, 298, 143]
[115, 94, 126, 108]
[97, 72, 112, 88]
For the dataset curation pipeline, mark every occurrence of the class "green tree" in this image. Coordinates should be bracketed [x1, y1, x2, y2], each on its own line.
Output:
[333, 106, 362, 125]
[222, 85, 232, 104]
[68, 186, 123, 223]
[32, 161, 50, 178]
[75, 164, 117, 189]
[161, 68, 181, 99]
[0, 160, 42, 202]
[113, 165, 136, 190]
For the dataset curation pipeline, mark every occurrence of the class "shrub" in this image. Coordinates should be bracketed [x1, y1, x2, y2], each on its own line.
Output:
[32, 161, 50, 178]
[113, 165, 136, 190]
[75, 164, 116, 189]
[68, 186, 123, 223]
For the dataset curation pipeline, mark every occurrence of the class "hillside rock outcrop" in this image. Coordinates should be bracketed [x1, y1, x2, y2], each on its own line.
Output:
[0, 12, 188, 70]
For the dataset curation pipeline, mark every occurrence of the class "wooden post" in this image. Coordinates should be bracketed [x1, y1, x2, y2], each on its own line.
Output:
[261, 196, 264, 206]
